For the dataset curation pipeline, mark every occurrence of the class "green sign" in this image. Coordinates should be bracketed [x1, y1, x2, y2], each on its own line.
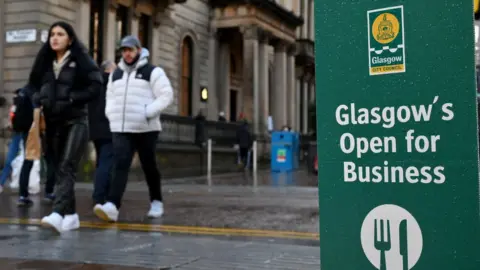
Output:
[315, 1, 480, 270]
[368, 6, 405, 75]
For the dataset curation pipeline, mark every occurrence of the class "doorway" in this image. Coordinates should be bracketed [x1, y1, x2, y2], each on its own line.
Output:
[180, 37, 193, 116]
[229, 90, 237, 122]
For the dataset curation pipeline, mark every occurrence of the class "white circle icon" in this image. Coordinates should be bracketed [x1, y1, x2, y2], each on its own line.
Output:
[360, 204, 423, 270]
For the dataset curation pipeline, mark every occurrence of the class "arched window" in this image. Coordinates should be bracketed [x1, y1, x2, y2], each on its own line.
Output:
[180, 37, 194, 116]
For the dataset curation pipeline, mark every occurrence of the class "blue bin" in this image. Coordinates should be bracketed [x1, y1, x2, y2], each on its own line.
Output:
[271, 131, 296, 172]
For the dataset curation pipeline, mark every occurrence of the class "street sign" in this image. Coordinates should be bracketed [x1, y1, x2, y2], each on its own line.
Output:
[5, 29, 37, 43]
[315, 1, 480, 270]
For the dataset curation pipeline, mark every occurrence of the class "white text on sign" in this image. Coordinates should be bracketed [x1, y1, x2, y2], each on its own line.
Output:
[334, 96, 453, 184]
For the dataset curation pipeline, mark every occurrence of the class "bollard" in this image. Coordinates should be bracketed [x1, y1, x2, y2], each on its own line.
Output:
[207, 138, 212, 187]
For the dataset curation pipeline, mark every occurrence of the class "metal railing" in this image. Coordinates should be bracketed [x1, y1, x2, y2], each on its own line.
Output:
[158, 114, 240, 147]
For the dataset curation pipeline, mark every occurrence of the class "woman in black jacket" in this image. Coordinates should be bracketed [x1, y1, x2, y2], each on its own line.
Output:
[27, 21, 102, 233]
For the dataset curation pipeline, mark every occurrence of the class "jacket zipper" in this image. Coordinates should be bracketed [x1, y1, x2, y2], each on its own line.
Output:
[121, 72, 131, 132]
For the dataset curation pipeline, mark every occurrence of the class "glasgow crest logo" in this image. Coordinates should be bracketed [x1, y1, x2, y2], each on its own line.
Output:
[367, 6, 406, 76]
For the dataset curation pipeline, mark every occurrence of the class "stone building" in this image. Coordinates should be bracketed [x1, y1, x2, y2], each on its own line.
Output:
[0, 0, 316, 134]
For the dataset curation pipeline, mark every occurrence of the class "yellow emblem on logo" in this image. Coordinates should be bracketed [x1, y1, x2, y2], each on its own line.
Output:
[372, 13, 400, 44]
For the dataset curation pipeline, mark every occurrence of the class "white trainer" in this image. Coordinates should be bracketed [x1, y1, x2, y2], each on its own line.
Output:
[147, 200, 164, 218]
[94, 202, 119, 222]
[41, 212, 63, 233]
[62, 213, 80, 231]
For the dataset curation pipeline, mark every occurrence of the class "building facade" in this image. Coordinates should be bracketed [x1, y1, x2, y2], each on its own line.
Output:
[0, 0, 316, 134]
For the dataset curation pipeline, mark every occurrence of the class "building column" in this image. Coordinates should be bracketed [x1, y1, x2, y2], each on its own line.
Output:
[207, 27, 219, 120]
[0, 0, 5, 97]
[241, 26, 260, 132]
[308, 0, 314, 40]
[104, 3, 117, 62]
[296, 78, 301, 132]
[309, 81, 316, 103]
[302, 80, 309, 134]
[301, 0, 308, 39]
[272, 41, 288, 129]
[76, 0, 90, 45]
[287, 46, 296, 129]
[218, 41, 230, 116]
[150, 21, 160, 65]
[258, 31, 270, 133]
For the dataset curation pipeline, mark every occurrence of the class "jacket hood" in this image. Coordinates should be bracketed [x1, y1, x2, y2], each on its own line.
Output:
[119, 47, 150, 71]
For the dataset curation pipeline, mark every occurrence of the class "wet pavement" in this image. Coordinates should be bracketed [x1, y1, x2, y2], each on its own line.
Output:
[0, 175, 320, 269]
[0, 182, 319, 234]
[0, 258, 153, 269]
[0, 225, 320, 269]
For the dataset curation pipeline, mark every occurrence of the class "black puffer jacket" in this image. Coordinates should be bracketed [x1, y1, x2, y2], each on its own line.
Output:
[31, 57, 102, 123]
[88, 72, 112, 140]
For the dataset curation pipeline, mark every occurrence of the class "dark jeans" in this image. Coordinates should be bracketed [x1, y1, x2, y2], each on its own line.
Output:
[19, 138, 56, 198]
[47, 121, 88, 216]
[92, 139, 114, 205]
[107, 132, 162, 208]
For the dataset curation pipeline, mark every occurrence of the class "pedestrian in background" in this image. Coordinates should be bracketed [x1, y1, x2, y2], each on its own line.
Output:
[0, 88, 33, 193]
[89, 60, 116, 206]
[236, 119, 253, 169]
[27, 21, 102, 233]
[94, 36, 173, 222]
[194, 109, 206, 148]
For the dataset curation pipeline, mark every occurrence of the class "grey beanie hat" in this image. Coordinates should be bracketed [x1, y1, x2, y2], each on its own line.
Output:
[119, 35, 141, 49]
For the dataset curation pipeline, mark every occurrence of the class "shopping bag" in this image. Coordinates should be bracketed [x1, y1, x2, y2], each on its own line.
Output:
[28, 160, 41, 194]
[9, 141, 25, 189]
[25, 108, 44, 161]
[9, 141, 41, 194]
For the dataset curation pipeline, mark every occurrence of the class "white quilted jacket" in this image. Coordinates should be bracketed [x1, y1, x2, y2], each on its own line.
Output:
[105, 49, 173, 133]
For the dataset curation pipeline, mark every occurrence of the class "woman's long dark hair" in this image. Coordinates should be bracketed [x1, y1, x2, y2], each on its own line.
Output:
[28, 21, 97, 90]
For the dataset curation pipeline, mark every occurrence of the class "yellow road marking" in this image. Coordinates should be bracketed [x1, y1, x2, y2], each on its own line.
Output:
[0, 218, 319, 240]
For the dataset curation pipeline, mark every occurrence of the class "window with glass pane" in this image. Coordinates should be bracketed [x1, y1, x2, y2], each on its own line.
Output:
[89, 0, 105, 65]
[138, 14, 151, 50]
[115, 5, 129, 62]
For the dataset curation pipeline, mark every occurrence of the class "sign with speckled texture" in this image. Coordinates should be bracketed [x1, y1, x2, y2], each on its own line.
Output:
[315, 1, 480, 269]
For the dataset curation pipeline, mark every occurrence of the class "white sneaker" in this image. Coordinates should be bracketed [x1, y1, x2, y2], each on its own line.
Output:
[147, 200, 164, 218]
[94, 202, 118, 222]
[62, 214, 80, 231]
[41, 212, 63, 233]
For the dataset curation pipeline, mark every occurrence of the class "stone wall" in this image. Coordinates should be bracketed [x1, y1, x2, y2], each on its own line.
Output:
[155, 0, 210, 115]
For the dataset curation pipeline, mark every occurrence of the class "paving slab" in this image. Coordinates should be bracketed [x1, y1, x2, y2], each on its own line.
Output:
[0, 225, 320, 270]
[0, 259, 154, 269]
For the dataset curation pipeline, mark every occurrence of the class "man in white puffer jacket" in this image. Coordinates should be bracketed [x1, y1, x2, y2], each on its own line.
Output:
[94, 35, 173, 222]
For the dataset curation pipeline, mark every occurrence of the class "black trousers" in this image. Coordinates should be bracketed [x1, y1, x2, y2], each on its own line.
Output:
[47, 120, 88, 216]
[107, 132, 162, 208]
[239, 147, 249, 165]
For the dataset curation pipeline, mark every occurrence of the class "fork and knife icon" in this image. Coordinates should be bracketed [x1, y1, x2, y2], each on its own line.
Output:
[374, 219, 408, 270]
